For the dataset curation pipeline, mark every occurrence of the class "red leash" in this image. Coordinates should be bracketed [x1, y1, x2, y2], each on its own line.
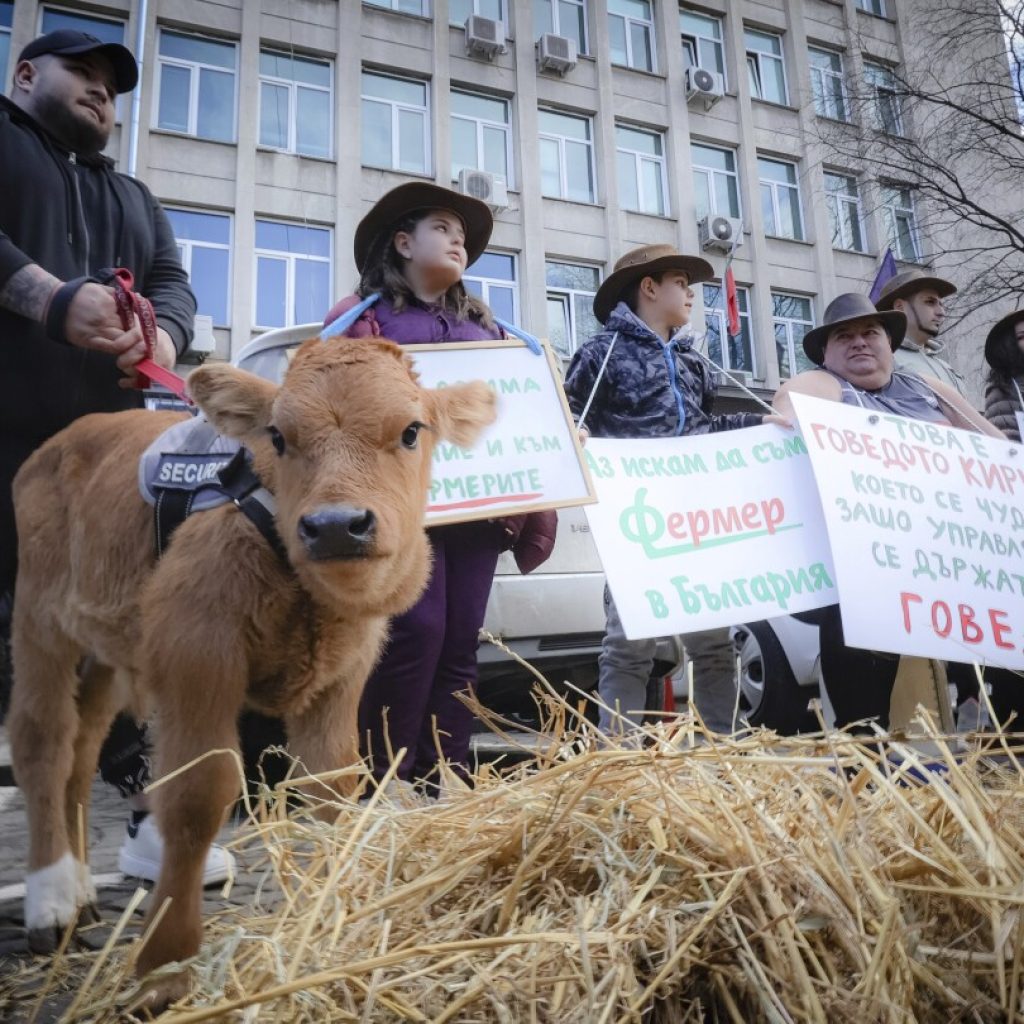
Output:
[107, 268, 193, 406]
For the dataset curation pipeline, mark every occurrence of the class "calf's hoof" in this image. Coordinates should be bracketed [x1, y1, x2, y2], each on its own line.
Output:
[125, 968, 192, 1018]
[26, 924, 62, 955]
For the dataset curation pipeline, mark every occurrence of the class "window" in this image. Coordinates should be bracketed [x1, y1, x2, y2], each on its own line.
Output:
[156, 31, 237, 142]
[534, 0, 587, 56]
[758, 157, 803, 240]
[41, 7, 125, 43]
[691, 143, 740, 220]
[166, 209, 231, 328]
[616, 125, 667, 216]
[864, 62, 903, 136]
[703, 283, 755, 375]
[608, 0, 655, 73]
[254, 221, 331, 329]
[546, 261, 601, 359]
[824, 172, 866, 252]
[361, 71, 430, 174]
[538, 109, 595, 203]
[680, 9, 725, 84]
[464, 251, 518, 323]
[451, 90, 512, 185]
[772, 293, 815, 379]
[881, 185, 921, 262]
[450, 0, 503, 24]
[365, 0, 428, 13]
[856, 0, 886, 16]
[808, 47, 848, 121]
[258, 51, 332, 158]
[0, 3, 12, 88]
[745, 28, 787, 105]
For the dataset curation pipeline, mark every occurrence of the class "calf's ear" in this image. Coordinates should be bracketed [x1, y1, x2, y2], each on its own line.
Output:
[427, 380, 496, 448]
[187, 364, 278, 440]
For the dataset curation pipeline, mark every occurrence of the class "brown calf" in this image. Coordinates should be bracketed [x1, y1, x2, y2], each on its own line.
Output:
[8, 337, 494, 1007]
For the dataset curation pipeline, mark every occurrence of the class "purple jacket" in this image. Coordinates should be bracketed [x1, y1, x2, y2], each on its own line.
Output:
[322, 294, 502, 344]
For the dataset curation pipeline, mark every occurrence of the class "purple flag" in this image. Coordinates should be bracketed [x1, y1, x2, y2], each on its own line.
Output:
[868, 248, 898, 304]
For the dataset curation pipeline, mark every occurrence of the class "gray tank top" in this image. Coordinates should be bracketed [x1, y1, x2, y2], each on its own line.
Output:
[821, 368, 948, 424]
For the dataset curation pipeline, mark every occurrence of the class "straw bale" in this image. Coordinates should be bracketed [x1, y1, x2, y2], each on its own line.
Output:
[3, 695, 1024, 1023]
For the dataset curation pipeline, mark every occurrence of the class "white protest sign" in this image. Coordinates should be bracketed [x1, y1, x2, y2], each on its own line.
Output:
[582, 428, 838, 639]
[407, 341, 594, 526]
[791, 392, 1024, 668]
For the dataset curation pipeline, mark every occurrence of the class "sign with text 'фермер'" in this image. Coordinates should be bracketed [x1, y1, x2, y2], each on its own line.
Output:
[407, 341, 594, 526]
[791, 392, 1024, 668]
[582, 427, 838, 639]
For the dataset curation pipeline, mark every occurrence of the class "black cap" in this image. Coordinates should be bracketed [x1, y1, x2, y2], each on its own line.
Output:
[18, 30, 139, 94]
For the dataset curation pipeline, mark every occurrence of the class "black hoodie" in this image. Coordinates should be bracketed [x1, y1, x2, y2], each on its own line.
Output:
[0, 94, 195, 442]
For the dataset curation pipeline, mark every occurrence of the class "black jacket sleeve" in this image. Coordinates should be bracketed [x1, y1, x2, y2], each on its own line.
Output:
[563, 341, 603, 424]
[0, 231, 34, 290]
[143, 192, 196, 358]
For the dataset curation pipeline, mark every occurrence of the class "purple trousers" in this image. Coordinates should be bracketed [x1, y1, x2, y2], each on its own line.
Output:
[359, 522, 502, 785]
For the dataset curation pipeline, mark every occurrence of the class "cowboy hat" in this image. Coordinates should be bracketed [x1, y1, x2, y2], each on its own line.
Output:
[353, 182, 492, 273]
[592, 244, 714, 325]
[874, 267, 957, 311]
[984, 308, 1024, 375]
[803, 293, 906, 366]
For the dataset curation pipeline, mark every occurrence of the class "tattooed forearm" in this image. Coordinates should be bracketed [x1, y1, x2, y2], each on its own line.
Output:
[0, 264, 62, 321]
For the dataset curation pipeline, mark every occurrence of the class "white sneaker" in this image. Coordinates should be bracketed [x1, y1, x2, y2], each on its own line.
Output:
[118, 813, 235, 886]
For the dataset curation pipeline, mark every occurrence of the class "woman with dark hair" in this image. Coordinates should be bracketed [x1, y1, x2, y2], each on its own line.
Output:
[983, 309, 1024, 442]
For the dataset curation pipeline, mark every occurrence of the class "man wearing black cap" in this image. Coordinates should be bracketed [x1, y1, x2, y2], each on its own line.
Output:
[0, 32, 232, 889]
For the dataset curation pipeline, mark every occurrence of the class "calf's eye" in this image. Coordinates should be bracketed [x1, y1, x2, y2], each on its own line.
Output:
[268, 425, 286, 455]
[401, 421, 425, 449]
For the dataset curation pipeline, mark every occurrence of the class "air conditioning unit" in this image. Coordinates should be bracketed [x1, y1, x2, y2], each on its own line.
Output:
[189, 313, 216, 359]
[537, 33, 577, 75]
[716, 369, 754, 389]
[685, 65, 725, 110]
[465, 15, 506, 59]
[458, 168, 509, 212]
[698, 214, 743, 253]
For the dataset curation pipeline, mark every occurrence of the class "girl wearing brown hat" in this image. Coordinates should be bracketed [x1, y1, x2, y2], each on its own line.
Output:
[322, 183, 554, 795]
[773, 294, 1003, 734]
[983, 309, 1024, 443]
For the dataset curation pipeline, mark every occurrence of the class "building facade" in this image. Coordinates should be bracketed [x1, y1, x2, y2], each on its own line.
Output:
[0, 0, 1012, 399]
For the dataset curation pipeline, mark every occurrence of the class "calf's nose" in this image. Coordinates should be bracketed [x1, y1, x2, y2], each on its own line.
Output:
[297, 505, 376, 560]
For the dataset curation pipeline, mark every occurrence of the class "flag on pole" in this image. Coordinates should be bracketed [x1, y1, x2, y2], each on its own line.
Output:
[868, 248, 898, 304]
[723, 224, 743, 337]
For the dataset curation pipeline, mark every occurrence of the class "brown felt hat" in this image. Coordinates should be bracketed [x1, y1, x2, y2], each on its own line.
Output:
[592, 244, 714, 324]
[802, 293, 906, 366]
[875, 268, 957, 311]
[353, 183, 493, 274]
[984, 308, 1024, 375]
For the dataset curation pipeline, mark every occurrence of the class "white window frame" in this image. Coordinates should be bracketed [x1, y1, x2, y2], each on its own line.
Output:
[703, 282, 756, 376]
[691, 143, 741, 220]
[449, 0, 504, 26]
[464, 251, 519, 323]
[360, 70, 431, 174]
[253, 221, 333, 330]
[823, 172, 866, 252]
[745, 27, 788, 105]
[864, 61, 904, 136]
[545, 260, 601, 359]
[882, 185, 922, 262]
[608, 0, 656, 73]
[856, 0, 886, 16]
[616, 124, 668, 216]
[538, 108, 596, 203]
[772, 291, 815, 379]
[258, 50, 333, 158]
[758, 157, 804, 240]
[365, 0, 429, 14]
[808, 46, 849, 122]
[166, 208, 233, 328]
[450, 88, 513, 187]
[535, 0, 589, 56]
[154, 30, 238, 141]
[680, 8, 726, 88]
